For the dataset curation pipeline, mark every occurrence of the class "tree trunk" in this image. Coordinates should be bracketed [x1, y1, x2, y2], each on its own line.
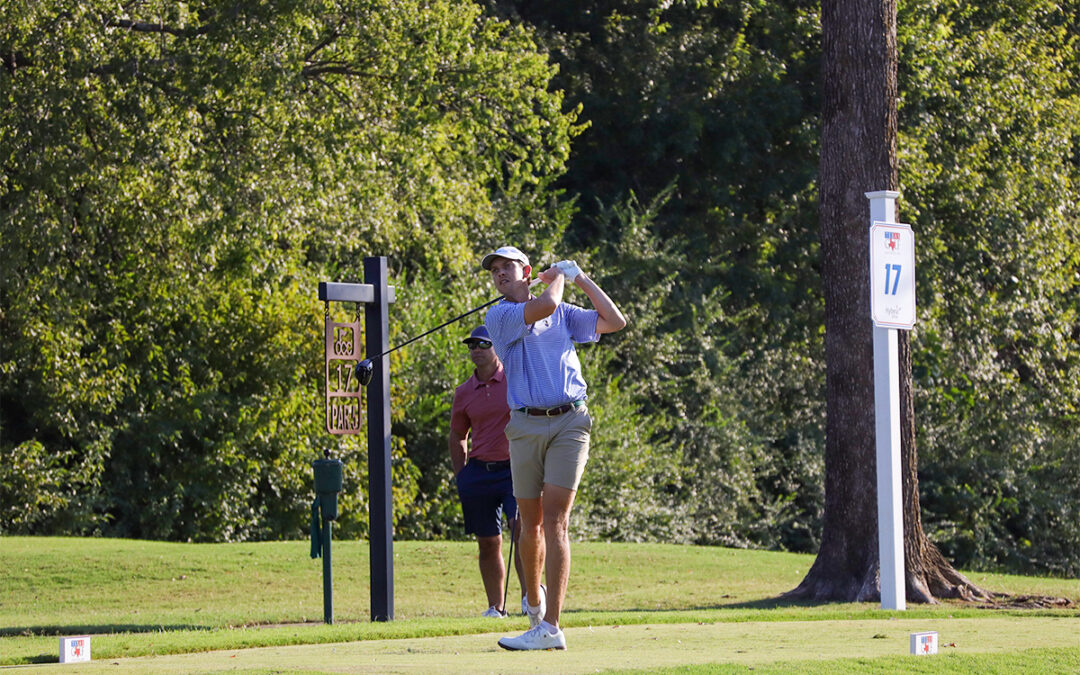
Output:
[786, 0, 989, 603]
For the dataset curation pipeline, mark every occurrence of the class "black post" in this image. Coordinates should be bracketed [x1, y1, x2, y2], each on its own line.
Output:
[322, 515, 333, 623]
[364, 256, 394, 621]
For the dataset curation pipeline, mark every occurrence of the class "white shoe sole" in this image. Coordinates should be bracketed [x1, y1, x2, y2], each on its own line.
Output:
[497, 639, 566, 651]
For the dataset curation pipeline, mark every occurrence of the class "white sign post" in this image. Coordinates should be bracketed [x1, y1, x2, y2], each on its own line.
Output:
[867, 190, 914, 611]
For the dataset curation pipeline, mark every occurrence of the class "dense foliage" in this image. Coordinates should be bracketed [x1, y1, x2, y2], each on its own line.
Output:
[2, 0, 1077, 576]
[897, 0, 1080, 575]
[482, 0, 1080, 574]
[1, 0, 578, 540]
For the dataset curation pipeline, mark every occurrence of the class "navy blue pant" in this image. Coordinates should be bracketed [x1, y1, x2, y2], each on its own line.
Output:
[456, 461, 517, 537]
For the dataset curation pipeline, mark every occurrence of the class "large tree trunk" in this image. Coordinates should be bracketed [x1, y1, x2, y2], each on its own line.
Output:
[786, 0, 989, 603]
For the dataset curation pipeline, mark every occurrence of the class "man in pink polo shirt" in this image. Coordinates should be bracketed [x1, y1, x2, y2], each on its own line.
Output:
[449, 325, 525, 618]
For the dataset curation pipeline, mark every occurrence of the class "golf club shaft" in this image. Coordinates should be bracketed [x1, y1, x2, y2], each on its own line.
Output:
[502, 521, 515, 612]
[364, 296, 498, 362]
[364, 278, 541, 362]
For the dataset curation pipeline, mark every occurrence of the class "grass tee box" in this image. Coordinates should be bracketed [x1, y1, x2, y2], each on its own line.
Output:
[0, 537, 1077, 669]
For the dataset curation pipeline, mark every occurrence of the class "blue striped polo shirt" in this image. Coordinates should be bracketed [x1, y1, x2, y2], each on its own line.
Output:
[484, 299, 600, 410]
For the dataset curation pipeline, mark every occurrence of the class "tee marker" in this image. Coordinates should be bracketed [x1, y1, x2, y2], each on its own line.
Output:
[60, 635, 91, 663]
[910, 631, 938, 655]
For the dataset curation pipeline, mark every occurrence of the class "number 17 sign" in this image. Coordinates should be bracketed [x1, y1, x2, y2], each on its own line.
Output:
[869, 221, 916, 330]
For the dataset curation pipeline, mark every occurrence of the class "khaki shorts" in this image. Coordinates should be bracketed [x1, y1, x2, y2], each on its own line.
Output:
[504, 405, 592, 499]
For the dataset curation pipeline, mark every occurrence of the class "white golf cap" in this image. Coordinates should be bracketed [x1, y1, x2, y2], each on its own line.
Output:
[481, 246, 530, 270]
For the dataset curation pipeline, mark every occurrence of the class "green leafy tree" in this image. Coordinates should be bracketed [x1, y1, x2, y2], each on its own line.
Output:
[486, 0, 1080, 578]
[1, 0, 578, 540]
[787, 0, 992, 605]
[898, 0, 1080, 576]
[482, 0, 829, 552]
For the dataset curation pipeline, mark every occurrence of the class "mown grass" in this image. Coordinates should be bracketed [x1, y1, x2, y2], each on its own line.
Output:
[626, 646, 1080, 674]
[1, 536, 1077, 669]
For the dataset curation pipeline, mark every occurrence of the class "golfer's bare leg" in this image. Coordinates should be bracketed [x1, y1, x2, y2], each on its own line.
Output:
[477, 534, 505, 611]
[541, 483, 576, 627]
[515, 497, 546, 608]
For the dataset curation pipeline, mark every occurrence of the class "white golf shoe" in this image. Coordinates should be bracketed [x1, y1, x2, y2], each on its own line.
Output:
[481, 606, 508, 618]
[498, 623, 566, 651]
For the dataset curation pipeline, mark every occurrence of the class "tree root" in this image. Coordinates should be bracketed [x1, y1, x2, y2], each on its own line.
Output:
[975, 594, 1075, 609]
[918, 542, 994, 602]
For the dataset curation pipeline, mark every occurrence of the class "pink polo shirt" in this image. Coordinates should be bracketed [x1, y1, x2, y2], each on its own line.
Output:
[450, 365, 511, 463]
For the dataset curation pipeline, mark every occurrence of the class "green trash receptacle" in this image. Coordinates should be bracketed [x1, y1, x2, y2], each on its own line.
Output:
[311, 455, 344, 624]
[312, 457, 343, 521]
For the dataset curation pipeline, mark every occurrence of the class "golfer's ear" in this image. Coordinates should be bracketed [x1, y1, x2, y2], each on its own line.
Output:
[523, 264, 531, 277]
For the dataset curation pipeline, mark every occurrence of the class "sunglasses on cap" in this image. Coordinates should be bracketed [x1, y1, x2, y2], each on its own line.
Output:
[466, 340, 493, 350]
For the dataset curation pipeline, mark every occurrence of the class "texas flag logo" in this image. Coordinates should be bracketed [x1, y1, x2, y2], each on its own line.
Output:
[884, 231, 900, 251]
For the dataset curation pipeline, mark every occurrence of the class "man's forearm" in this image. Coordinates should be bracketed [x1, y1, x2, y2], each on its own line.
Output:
[576, 273, 626, 334]
[448, 434, 468, 475]
[523, 269, 564, 324]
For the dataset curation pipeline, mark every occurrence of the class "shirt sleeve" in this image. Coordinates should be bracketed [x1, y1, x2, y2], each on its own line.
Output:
[485, 300, 528, 347]
[562, 303, 600, 344]
[449, 387, 471, 436]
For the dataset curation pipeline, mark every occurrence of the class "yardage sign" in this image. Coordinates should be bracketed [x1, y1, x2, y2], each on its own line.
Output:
[325, 316, 363, 434]
[869, 221, 916, 330]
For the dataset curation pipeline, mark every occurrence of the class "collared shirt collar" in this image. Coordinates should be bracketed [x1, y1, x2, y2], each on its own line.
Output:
[470, 364, 505, 389]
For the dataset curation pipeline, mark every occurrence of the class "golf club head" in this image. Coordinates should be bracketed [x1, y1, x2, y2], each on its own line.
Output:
[354, 359, 374, 387]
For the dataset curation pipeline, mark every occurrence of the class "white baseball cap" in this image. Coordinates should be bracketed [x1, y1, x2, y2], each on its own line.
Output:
[481, 246, 530, 270]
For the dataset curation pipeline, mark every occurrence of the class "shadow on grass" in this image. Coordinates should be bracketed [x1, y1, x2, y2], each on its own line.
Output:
[655, 596, 825, 612]
[593, 593, 1077, 615]
[0, 623, 213, 639]
[704, 596, 823, 611]
[2, 623, 220, 666]
[565, 595, 826, 616]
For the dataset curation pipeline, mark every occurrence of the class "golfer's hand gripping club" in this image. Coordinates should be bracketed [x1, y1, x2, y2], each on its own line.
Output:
[554, 260, 581, 282]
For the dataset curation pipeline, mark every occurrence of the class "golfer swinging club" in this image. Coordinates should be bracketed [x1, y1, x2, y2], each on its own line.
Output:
[482, 246, 626, 651]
